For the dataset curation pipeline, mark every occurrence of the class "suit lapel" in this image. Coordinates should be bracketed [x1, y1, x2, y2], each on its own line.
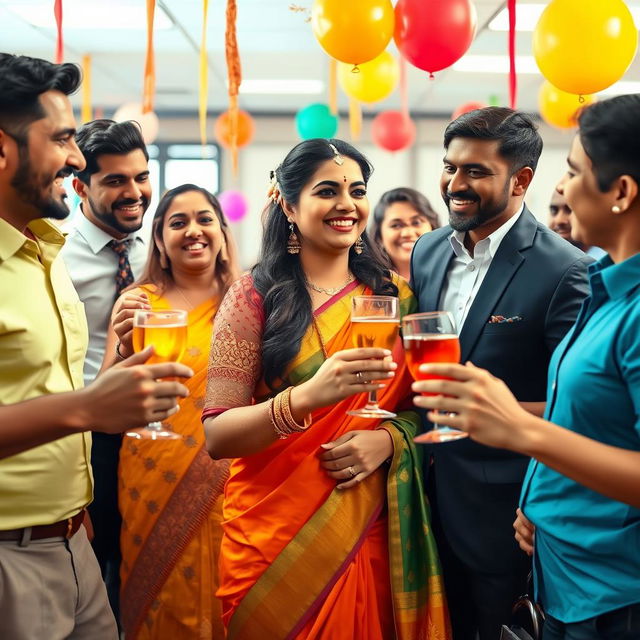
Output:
[422, 238, 455, 312]
[459, 209, 537, 362]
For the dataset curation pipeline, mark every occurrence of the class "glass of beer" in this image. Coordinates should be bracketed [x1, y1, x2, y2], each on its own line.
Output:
[347, 295, 400, 419]
[125, 309, 188, 440]
[402, 311, 466, 443]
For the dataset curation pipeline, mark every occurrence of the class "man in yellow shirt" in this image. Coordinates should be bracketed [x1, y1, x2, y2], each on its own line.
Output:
[0, 53, 192, 639]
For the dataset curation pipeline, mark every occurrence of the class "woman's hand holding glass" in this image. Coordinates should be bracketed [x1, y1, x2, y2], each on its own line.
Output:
[111, 291, 152, 358]
[290, 348, 396, 419]
[411, 361, 533, 450]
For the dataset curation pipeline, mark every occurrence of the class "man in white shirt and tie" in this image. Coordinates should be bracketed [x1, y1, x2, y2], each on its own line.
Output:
[61, 118, 152, 626]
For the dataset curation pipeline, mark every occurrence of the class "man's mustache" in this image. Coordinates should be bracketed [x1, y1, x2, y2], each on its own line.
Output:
[55, 167, 73, 179]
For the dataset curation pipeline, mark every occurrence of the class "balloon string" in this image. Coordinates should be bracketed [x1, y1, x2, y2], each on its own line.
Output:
[508, 0, 517, 109]
[199, 0, 209, 147]
[142, 0, 156, 113]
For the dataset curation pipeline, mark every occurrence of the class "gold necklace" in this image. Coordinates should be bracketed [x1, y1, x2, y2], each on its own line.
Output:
[306, 273, 355, 296]
[174, 285, 195, 310]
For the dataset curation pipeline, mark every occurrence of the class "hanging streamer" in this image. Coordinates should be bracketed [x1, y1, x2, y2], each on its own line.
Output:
[54, 0, 63, 63]
[328, 58, 338, 115]
[142, 0, 156, 113]
[507, 0, 517, 109]
[225, 0, 242, 173]
[199, 0, 209, 146]
[348, 98, 361, 141]
[81, 55, 92, 123]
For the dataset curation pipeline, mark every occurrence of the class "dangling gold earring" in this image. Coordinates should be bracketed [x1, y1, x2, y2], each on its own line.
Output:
[354, 236, 364, 255]
[287, 219, 301, 254]
[159, 249, 169, 269]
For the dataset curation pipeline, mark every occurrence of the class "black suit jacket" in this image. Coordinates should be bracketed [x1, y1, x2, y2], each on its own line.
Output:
[411, 208, 592, 572]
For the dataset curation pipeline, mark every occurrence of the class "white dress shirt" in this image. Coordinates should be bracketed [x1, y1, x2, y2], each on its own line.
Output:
[439, 205, 524, 332]
[60, 211, 148, 385]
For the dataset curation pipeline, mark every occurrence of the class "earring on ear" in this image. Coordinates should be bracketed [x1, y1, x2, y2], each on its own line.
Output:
[159, 249, 169, 269]
[612, 205, 622, 213]
[287, 219, 301, 255]
[354, 236, 364, 255]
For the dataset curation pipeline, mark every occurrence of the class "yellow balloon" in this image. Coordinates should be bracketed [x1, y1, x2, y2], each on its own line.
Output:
[534, 0, 638, 95]
[538, 81, 594, 130]
[312, 0, 394, 65]
[338, 51, 399, 103]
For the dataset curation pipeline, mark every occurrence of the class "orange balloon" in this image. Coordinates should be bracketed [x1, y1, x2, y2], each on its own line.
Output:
[214, 110, 255, 148]
[538, 81, 594, 130]
[312, 0, 395, 65]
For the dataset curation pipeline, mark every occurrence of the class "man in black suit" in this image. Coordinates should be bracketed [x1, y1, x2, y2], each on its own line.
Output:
[410, 107, 592, 640]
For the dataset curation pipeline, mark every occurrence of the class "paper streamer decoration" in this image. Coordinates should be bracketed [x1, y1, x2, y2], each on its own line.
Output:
[199, 0, 209, 146]
[225, 0, 243, 173]
[54, 0, 63, 63]
[81, 55, 92, 123]
[142, 0, 156, 113]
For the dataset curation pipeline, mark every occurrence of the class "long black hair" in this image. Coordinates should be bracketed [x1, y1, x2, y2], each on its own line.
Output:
[252, 138, 397, 389]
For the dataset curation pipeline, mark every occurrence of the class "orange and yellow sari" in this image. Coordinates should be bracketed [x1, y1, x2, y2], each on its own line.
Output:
[203, 274, 450, 640]
[119, 286, 229, 639]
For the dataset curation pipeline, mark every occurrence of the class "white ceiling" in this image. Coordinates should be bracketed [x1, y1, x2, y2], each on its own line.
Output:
[1, 0, 639, 119]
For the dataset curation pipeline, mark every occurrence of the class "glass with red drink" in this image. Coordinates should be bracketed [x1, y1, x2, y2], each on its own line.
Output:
[402, 311, 467, 443]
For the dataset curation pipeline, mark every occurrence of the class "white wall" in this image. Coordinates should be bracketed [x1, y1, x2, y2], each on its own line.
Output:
[157, 115, 577, 268]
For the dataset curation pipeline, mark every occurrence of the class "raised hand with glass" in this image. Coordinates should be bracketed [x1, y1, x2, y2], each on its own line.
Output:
[347, 295, 400, 419]
[402, 311, 466, 443]
[125, 309, 188, 440]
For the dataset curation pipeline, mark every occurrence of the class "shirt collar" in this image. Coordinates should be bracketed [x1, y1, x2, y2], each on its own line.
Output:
[448, 203, 524, 259]
[590, 252, 640, 300]
[72, 208, 144, 255]
[0, 217, 65, 262]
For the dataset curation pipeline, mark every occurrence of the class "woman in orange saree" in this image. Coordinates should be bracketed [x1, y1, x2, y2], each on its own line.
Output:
[203, 139, 450, 640]
[104, 184, 239, 639]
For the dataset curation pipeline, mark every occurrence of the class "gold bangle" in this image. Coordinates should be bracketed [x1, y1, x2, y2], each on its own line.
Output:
[281, 386, 311, 431]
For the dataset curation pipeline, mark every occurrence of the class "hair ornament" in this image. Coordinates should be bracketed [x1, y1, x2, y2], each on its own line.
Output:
[267, 169, 283, 206]
[328, 143, 344, 166]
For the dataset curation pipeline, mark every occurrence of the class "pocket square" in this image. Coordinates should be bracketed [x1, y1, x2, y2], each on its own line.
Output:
[488, 315, 523, 324]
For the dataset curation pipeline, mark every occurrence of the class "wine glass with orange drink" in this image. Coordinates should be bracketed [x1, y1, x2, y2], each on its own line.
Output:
[125, 309, 188, 440]
[347, 295, 400, 419]
[402, 311, 467, 443]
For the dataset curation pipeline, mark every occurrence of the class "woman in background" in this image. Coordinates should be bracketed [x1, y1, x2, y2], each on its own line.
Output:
[370, 187, 440, 280]
[104, 183, 239, 639]
[203, 139, 449, 639]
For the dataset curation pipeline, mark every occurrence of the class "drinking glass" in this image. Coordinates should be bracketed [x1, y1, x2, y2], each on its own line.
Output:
[347, 295, 400, 419]
[125, 309, 188, 440]
[402, 311, 467, 443]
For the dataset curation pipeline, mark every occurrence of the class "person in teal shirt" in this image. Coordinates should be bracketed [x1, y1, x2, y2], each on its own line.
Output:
[411, 93, 640, 640]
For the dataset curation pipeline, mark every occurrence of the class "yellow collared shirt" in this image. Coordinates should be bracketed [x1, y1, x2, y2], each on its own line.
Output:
[0, 218, 92, 529]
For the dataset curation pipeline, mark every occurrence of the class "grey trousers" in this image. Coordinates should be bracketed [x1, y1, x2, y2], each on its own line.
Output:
[0, 525, 118, 640]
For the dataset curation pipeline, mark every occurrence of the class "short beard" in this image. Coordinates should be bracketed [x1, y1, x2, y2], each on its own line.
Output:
[446, 180, 511, 233]
[10, 145, 70, 220]
[87, 194, 147, 235]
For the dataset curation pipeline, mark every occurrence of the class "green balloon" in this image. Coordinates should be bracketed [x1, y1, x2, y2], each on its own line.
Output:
[295, 103, 338, 140]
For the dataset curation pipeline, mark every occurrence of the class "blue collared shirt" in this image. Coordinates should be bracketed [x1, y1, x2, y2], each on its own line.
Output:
[520, 253, 640, 623]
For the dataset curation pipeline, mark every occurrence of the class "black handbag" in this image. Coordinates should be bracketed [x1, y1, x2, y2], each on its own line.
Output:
[499, 574, 545, 640]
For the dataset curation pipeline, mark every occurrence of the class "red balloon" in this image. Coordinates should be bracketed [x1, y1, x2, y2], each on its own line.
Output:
[394, 0, 477, 74]
[451, 101, 487, 121]
[371, 110, 416, 152]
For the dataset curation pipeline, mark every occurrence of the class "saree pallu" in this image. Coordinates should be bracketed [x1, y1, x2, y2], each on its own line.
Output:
[119, 287, 229, 639]
[217, 279, 450, 640]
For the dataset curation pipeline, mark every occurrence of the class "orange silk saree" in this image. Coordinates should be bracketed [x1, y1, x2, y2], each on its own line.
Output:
[203, 275, 450, 640]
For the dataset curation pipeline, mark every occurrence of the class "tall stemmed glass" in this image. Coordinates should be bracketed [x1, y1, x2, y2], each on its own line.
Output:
[347, 295, 400, 419]
[402, 311, 466, 443]
[125, 309, 188, 440]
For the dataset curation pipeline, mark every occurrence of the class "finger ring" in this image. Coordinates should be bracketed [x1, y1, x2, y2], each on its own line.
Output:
[355, 371, 365, 383]
[347, 465, 357, 478]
